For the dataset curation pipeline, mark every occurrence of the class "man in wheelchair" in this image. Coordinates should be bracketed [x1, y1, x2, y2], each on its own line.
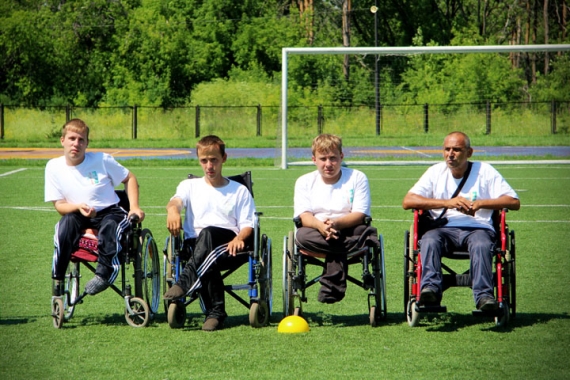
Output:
[402, 131, 520, 311]
[294, 134, 379, 304]
[46, 119, 145, 297]
[163, 135, 256, 331]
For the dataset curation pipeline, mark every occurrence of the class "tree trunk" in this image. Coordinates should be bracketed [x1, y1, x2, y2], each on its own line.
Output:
[297, 0, 314, 45]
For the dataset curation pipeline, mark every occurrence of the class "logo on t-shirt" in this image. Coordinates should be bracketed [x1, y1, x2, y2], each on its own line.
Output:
[88, 171, 100, 184]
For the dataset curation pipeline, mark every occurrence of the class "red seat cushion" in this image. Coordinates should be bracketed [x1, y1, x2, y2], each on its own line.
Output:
[71, 229, 99, 263]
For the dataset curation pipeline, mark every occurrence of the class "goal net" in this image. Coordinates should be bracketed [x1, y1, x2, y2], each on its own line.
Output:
[279, 44, 570, 169]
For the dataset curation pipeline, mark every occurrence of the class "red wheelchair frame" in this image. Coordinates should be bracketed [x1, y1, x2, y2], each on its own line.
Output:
[403, 209, 516, 327]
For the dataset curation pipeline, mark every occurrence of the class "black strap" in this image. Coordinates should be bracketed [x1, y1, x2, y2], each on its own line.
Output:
[435, 161, 473, 220]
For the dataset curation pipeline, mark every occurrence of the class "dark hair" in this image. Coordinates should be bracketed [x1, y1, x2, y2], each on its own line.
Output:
[196, 135, 226, 157]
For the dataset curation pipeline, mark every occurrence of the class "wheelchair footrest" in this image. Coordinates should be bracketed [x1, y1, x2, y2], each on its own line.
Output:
[415, 304, 447, 313]
[472, 309, 504, 318]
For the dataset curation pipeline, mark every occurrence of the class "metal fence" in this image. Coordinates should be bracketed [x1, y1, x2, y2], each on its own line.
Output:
[1, 101, 568, 140]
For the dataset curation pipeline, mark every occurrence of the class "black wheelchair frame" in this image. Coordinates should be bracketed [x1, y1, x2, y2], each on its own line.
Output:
[162, 171, 273, 328]
[51, 190, 161, 328]
[282, 217, 387, 327]
[403, 209, 516, 327]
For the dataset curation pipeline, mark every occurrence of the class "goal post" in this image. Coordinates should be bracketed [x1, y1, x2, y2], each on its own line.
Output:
[280, 44, 570, 169]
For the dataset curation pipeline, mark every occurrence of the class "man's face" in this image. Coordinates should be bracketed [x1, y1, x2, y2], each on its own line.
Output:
[443, 134, 472, 170]
[312, 148, 344, 184]
[61, 129, 88, 165]
[198, 146, 227, 182]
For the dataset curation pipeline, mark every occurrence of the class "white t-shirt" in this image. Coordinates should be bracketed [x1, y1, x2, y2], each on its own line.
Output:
[294, 167, 371, 220]
[45, 152, 128, 211]
[409, 161, 518, 230]
[172, 177, 256, 238]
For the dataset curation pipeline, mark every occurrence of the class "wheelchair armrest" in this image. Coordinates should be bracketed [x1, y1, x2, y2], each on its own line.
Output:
[293, 216, 302, 228]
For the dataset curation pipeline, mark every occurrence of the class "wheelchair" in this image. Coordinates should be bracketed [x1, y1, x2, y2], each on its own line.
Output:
[51, 190, 161, 328]
[403, 209, 516, 327]
[162, 171, 273, 328]
[282, 217, 387, 327]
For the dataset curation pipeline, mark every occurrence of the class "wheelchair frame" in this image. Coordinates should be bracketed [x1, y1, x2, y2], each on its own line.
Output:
[282, 217, 387, 327]
[403, 209, 516, 327]
[51, 191, 161, 328]
[162, 171, 273, 328]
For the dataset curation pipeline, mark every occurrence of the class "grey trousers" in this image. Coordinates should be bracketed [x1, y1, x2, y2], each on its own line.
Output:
[419, 227, 496, 305]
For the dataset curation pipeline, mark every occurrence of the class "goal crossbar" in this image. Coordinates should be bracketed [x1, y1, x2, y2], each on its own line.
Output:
[280, 44, 570, 168]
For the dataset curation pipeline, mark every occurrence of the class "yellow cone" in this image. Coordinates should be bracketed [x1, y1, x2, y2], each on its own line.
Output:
[278, 315, 310, 333]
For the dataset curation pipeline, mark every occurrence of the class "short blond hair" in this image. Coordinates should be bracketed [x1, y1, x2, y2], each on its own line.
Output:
[62, 119, 89, 140]
[311, 134, 342, 156]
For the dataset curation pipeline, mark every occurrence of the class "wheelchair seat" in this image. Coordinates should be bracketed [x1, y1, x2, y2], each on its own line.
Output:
[162, 171, 273, 329]
[403, 208, 516, 327]
[51, 190, 161, 329]
[282, 217, 387, 327]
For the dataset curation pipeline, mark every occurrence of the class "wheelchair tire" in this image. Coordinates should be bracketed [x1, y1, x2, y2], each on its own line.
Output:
[163, 235, 177, 313]
[249, 301, 269, 328]
[282, 232, 295, 317]
[64, 262, 80, 321]
[371, 236, 387, 325]
[125, 297, 150, 328]
[259, 234, 273, 318]
[140, 229, 161, 318]
[52, 298, 64, 329]
[167, 302, 186, 329]
[406, 299, 420, 327]
[403, 230, 411, 314]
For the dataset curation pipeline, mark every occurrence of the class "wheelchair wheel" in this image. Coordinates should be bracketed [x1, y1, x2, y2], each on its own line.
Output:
[167, 302, 186, 329]
[282, 232, 295, 317]
[52, 298, 64, 329]
[259, 234, 273, 318]
[403, 230, 411, 313]
[495, 301, 510, 327]
[140, 229, 161, 318]
[163, 234, 177, 313]
[64, 262, 80, 321]
[406, 299, 420, 327]
[125, 297, 150, 328]
[249, 301, 270, 328]
[371, 236, 387, 326]
[509, 230, 516, 318]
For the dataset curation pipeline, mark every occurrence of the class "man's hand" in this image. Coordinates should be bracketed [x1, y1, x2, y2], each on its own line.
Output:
[227, 237, 246, 256]
[166, 210, 182, 236]
[448, 196, 478, 216]
[79, 203, 96, 218]
[128, 207, 145, 222]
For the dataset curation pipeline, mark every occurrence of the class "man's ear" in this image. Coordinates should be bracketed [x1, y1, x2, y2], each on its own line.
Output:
[467, 147, 473, 158]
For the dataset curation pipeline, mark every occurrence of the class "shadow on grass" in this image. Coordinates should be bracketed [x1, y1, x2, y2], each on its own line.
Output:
[0, 317, 38, 325]
[413, 311, 570, 332]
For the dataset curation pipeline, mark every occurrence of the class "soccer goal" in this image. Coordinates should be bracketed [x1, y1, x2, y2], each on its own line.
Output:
[279, 44, 570, 169]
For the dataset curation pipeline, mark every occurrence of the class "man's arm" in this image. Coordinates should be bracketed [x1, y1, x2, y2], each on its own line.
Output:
[53, 200, 96, 217]
[403, 192, 520, 214]
[166, 197, 184, 236]
[122, 171, 145, 222]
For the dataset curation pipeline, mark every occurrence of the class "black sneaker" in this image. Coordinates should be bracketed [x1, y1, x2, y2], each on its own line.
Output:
[85, 276, 110, 295]
[419, 288, 440, 306]
[477, 296, 499, 311]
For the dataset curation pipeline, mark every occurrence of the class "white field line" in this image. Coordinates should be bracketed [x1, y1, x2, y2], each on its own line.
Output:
[0, 168, 27, 177]
[400, 146, 433, 158]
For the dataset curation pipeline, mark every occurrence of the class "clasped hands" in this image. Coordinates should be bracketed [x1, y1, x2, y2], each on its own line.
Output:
[449, 196, 479, 216]
[320, 219, 339, 240]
